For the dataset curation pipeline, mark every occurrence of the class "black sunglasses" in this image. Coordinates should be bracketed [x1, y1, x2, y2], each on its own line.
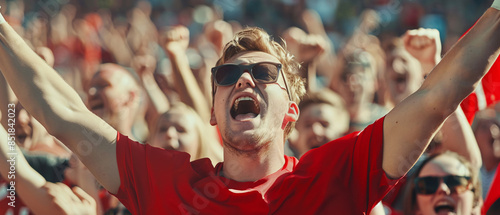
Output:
[211, 62, 291, 100]
[414, 175, 472, 195]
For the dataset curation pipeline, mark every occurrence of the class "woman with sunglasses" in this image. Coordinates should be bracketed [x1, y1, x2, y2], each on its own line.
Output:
[403, 151, 481, 215]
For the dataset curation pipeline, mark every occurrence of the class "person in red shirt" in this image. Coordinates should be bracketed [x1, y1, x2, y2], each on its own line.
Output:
[1, 1, 500, 214]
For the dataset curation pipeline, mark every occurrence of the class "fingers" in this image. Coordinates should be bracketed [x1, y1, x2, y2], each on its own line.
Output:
[44, 182, 97, 215]
[44, 182, 78, 212]
[163, 25, 189, 43]
[204, 20, 233, 53]
[132, 54, 157, 75]
[59, 182, 82, 203]
[283, 27, 327, 62]
[162, 25, 190, 53]
[301, 10, 326, 36]
[359, 9, 380, 33]
[404, 28, 441, 49]
[72, 186, 97, 208]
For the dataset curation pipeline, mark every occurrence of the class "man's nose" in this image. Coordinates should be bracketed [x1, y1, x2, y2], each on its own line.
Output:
[235, 71, 256, 89]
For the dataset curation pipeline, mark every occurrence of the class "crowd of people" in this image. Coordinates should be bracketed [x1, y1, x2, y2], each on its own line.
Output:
[0, 0, 499, 214]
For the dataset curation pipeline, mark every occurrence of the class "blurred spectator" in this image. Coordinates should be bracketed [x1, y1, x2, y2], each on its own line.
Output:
[403, 151, 481, 214]
[87, 63, 143, 141]
[148, 102, 222, 164]
[473, 109, 500, 199]
[330, 50, 388, 132]
[289, 89, 349, 158]
[0, 0, 497, 214]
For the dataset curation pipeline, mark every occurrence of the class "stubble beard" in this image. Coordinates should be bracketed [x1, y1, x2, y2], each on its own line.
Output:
[222, 126, 275, 157]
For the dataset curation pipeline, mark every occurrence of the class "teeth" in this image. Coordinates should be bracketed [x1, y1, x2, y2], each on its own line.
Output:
[234, 97, 255, 110]
[436, 201, 451, 206]
[436, 201, 453, 207]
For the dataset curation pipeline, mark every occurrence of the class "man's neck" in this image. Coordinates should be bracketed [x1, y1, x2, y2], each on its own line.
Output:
[221, 144, 285, 182]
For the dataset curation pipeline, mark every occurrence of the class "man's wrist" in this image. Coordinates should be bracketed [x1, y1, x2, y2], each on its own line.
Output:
[493, 0, 500, 10]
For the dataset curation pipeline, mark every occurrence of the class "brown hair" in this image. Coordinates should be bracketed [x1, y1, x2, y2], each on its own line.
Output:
[213, 27, 306, 138]
[403, 151, 482, 214]
[299, 88, 347, 116]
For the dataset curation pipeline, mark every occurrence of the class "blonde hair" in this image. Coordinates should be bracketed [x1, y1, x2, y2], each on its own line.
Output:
[214, 27, 306, 138]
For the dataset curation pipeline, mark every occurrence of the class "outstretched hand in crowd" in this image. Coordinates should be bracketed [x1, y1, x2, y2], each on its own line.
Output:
[402, 28, 442, 76]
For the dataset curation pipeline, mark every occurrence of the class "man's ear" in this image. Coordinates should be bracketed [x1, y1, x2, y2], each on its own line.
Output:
[285, 101, 299, 122]
[282, 101, 299, 129]
[125, 90, 137, 107]
[210, 107, 217, 126]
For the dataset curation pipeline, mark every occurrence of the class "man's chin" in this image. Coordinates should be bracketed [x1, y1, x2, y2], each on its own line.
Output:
[224, 141, 264, 155]
[229, 115, 260, 127]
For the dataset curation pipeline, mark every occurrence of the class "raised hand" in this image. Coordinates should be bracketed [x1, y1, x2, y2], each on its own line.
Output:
[402, 28, 442, 66]
[358, 9, 380, 34]
[132, 54, 157, 77]
[43, 182, 97, 215]
[204, 20, 233, 55]
[162, 25, 190, 54]
[282, 27, 327, 63]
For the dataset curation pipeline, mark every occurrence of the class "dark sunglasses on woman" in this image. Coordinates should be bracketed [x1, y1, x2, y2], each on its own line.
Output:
[414, 175, 472, 195]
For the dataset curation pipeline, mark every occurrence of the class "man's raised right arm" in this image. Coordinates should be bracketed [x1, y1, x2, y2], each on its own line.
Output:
[0, 14, 121, 194]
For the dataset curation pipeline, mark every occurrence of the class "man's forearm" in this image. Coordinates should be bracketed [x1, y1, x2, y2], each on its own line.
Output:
[422, 8, 500, 107]
[0, 15, 121, 194]
[141, 72, 170, 114]
[0, 18, 87, 136]
[0, 73, 13, 129]
[0, 124, 47, 205]
[383, 6, 500, 178]
[167, 50, 210, 121]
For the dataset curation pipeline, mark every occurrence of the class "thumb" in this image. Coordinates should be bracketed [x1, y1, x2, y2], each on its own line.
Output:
[72, 186, 96, 205]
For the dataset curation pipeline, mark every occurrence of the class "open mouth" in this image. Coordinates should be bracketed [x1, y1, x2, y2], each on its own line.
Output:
[88, 97, 105, 112]
[434, 200, 456, 214]
[14, 124, 31, 145]
[230, 96, 260, 120]
[17, 134, 27, 144]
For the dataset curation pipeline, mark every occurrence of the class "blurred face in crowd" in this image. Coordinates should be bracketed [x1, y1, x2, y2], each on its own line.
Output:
[150, 109, 200, 158]
[415, 154, 474, 215]
[87, 64, 138, 126]
[385, 49, 423, 106]
[337, 61, 375, 109]
[210, 51, 295, 152]
[293, 103, 349, 157]
[474, 117, 500, 161]
[14, 103, 33, 149]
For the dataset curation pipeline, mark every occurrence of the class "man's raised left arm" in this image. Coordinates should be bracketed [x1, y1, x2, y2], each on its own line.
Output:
[382, 4, 500, 178]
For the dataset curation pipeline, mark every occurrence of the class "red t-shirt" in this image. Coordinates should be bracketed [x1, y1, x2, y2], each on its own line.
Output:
[113, 117, 399, 214]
